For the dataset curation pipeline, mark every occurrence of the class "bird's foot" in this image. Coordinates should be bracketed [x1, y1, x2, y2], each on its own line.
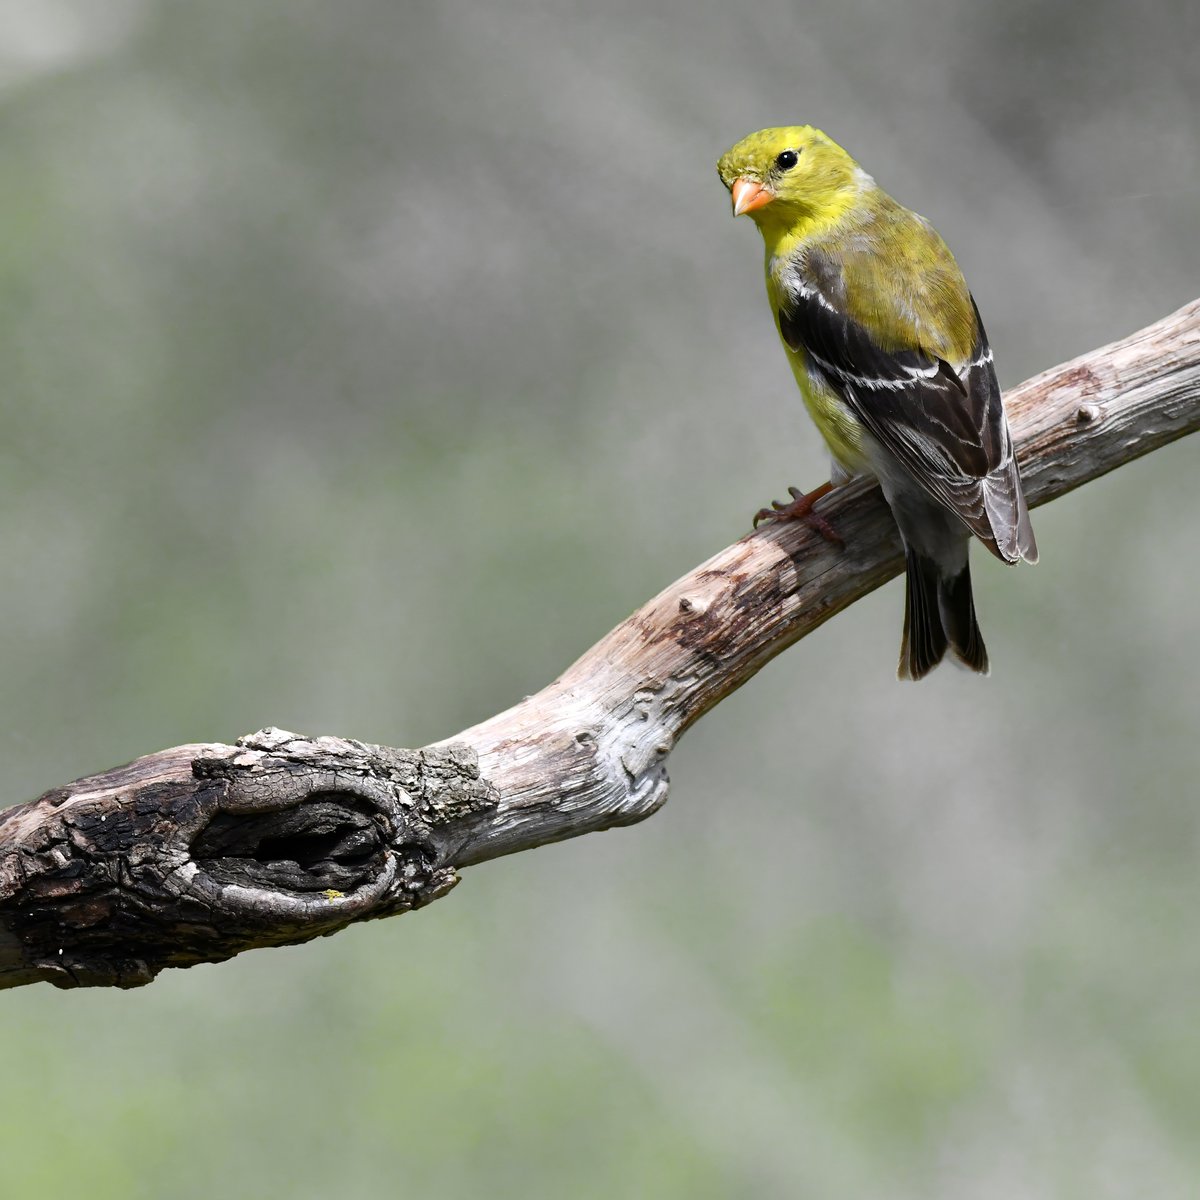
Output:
[752, 482, 843, 546]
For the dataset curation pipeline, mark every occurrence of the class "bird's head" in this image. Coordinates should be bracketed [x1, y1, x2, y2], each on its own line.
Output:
[717, 126, 864, 234]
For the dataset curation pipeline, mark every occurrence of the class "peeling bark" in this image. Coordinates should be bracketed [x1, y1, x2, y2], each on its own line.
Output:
[0, 733, 495, 988]
[2, 298, 1198, 989]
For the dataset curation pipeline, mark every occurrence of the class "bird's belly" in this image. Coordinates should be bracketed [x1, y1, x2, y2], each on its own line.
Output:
[786, 349, 873, 477]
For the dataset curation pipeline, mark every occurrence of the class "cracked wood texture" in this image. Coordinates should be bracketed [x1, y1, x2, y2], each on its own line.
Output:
[2, 298, 1198, 990]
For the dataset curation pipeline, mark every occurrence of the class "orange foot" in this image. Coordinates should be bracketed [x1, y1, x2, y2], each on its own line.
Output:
[752, 482, 843, 546]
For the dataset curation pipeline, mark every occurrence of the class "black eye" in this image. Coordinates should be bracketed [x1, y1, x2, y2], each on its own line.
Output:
[775, 149, 799, 171]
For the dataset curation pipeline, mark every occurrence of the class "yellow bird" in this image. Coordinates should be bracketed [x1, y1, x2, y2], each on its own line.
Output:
[717, 126, 1037, 679]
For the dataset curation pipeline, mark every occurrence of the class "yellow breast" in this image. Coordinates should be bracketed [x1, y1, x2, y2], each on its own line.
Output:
[764, 256, 870, 476]
[781, 339, 871, 476]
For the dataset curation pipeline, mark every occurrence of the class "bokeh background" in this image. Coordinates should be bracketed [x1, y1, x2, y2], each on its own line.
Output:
[1, 1, 1198, 1196]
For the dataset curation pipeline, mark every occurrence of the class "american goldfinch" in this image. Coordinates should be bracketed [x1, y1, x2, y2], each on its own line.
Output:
[717, 126, 1037, 679]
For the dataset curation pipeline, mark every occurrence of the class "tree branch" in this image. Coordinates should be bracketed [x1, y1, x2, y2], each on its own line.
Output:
[3, 299, 1198, 989]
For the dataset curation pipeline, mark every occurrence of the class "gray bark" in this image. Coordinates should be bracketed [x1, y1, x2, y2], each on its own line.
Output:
[2, 298, 1198, 989]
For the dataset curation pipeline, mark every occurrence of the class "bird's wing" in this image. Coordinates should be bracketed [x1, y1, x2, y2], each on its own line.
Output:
[778, 265, 1035, 564]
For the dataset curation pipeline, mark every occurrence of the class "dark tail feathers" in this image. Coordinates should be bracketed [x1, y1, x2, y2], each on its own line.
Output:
[898, 550, 989, 680]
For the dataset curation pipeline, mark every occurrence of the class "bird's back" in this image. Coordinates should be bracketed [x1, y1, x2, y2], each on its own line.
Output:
[773, 189, 1036, 564]
[807, 189, 977, 364]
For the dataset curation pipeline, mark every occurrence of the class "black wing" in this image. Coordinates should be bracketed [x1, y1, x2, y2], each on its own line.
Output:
[779, 281, 1036, 564]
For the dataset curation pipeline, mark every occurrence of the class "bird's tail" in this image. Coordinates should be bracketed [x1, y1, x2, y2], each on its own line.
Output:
[898, 550, 989, 680]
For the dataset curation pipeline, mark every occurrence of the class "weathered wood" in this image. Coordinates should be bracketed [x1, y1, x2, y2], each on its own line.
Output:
[0, 733, 494, 988]
[2, 299, 1198, 989]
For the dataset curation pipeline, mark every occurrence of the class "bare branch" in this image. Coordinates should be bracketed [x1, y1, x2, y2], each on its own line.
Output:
[2, 299, 1198, 989]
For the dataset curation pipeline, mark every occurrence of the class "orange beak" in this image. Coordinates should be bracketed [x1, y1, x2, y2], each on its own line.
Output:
[731, 177, 774, 217]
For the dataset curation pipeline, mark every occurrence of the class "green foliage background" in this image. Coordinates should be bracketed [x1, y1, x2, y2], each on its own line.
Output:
[1, 2, 1198, 1195]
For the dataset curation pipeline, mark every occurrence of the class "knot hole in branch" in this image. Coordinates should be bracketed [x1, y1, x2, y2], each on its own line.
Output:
[192, 795, 392, 894]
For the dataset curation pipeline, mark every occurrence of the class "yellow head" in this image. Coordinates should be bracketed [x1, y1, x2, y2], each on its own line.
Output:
[717, 126, 864, 237]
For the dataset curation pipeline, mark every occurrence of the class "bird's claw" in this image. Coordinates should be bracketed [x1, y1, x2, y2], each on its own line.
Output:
[752, 486, 806, 526]
[752, 483, 844, 546]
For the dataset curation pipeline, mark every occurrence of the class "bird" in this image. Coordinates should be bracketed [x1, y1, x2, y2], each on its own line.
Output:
[716, 126, 1037, 679]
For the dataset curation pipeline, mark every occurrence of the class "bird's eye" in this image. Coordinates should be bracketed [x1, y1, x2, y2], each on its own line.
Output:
[775, 149, 800, 171]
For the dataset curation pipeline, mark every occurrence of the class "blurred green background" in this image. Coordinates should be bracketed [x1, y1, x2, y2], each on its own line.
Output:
[1, 1, 1198, 1196]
